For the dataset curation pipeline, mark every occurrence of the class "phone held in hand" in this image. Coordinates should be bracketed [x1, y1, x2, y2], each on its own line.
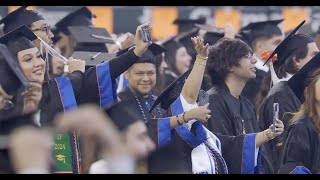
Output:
[141, 25, 152, 42]
[273, 103, 279, 133]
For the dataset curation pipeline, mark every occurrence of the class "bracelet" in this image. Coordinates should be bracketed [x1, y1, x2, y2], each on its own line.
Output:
[183, 112, 188, 123]
[196, 55, 208, 61]
[176, 115, 182, 126]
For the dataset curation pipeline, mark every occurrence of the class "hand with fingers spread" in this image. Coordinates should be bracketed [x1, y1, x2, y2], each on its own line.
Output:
[191, 36, 209, 58]
[184, 103, 211, 123]
[133, 23, 152, 57]
[224, 23, 237, 39]
[68, 57, 86, 73]
[22, 81, 42, 115]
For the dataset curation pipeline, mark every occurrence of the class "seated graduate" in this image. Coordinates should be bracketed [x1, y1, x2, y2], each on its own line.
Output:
[278, 52, 320, 174]
[147, 36, 284, 174]
[239, 19, 284, 106]
[258, 20, 320, 173]
[0, 44, 43, 173]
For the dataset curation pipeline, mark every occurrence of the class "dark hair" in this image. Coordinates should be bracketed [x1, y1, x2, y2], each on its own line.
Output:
[276, 45, 309, 79]
[153, 54, 165, 95]
[207, 38, 253, 85]
[164, 41, 184, 76]
[249, 24, 282, 50]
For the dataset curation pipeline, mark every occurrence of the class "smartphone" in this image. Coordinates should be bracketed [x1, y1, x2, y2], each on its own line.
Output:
[273, 103, 279, 133]
[198, 90, 209, 106]
[140, 25, 152, 42]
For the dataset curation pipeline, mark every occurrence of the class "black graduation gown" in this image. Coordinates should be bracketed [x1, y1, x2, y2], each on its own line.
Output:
[163, 70, 178, 89]
[258, 81, 301, 173]
[118, 87, 166, 122]
[206, 83, 272, 173]
[40, 49, 140, 126]
[279, 114, 320, 174]
[242, 69, 267, 107]
[147, 96, 262, 174]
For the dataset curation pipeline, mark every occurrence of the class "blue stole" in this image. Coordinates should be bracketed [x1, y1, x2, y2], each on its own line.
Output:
[54, 77, 81, 174]
[96, 62, 117, 109]
[289, 166, 312, 174]
[116, 74, 129, 93]
[241, 133, 262, 174]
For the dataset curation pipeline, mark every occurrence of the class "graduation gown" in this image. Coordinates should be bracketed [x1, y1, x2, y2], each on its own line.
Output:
[206, 83, 272, 173]
[147, 95, 262, 174]
[278, 114, 320, 174]
[242, 69, 267, 107]
[118, 87, 167, 122]
[258, 81, 301, 173]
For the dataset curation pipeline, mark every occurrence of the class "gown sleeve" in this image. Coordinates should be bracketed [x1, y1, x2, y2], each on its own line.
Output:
[216, 133, 262, 174]
[278, 122, 313, 174]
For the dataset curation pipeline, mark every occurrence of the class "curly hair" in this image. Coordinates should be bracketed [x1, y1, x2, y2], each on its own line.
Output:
[206, 38, 253, 85]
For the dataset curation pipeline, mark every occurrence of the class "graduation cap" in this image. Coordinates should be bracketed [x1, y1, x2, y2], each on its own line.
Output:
[149, 68, 192, 113]
[0, 6, 44, 34]
[54, 7, 95, 35]
[0, 44, 29, 95]
[68, 26, 115, 53]
[114, 43, 167, 64]
[0, 25, 38, 57]
[195, 24, 242, 45]
[240, 19, 284, 48]
[71, 51, 116, 68]
[175, 28, 199, 60]
[288, 52, 320, 102]
[263, 20, 314, 66]
[105, 101, 142, 131]
[173, 17, 206, 33]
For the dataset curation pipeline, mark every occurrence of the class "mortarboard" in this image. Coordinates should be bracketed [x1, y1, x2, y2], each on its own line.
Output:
[149, 68, 192, 113]
[240, 19, 284, 48]
[105, 101, 142, 131]
[288, 52, 320, 102]
[0, 44, 29, 95]
[0, 6, 44, 34]
[175, 28, 199, 60]
[195, 24, 242, 45]
[71, 51, 116, 68]
[68, 26, 115, 53]
[54, 7, 95, 35]
[0, 25, 38, 58]
[264, 20, 314, 66]
[173, 17, 206, 33]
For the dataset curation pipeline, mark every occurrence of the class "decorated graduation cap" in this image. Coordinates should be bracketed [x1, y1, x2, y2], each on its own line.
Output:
[263, 20, 314, 66]
[149, 68, 192, 113]
[239, 19, 283, 48]
[0, 6, 44, 34]
[173, 17, 206, 33]
[68, 26, 115, 53]
[0, 44, 29, 95]
[54, 7, 95, 35]
[288, 52, 320, 102]
[195, 24, 242, 45]
[0, 25, 38, 58]
[105, 101, 142, 131]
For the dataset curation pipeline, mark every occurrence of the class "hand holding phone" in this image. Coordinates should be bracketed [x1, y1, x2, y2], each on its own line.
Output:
[273, 103, 279, 133]
[140, 24, 152, 42]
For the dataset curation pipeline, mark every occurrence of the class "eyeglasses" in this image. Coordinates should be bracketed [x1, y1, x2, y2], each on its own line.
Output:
[32, 25, 51, 35]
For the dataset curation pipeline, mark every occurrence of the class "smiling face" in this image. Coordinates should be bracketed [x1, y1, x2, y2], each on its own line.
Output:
[17, 47, 46, 84]
[125, 63, 157, 97]
[231, 53, 258, 82]
[175, 47, 192, 74]
[31, 20, 54, 50]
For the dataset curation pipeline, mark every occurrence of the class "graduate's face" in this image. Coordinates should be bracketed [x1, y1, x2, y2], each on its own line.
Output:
[31, 20, 54, 49]
[126, 63, 157, 96]
[255, 35, 283, 59]
[232, 53, 257, 81]
[175, 47, 192, 74]
[125, 121, 156, 160]
[295, 42, 319, 70]
[17, 47, 46, 84]
[159, 54, 168, 75]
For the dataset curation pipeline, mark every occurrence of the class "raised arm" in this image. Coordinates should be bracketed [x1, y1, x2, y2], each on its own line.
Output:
[181, 37, 209, 104]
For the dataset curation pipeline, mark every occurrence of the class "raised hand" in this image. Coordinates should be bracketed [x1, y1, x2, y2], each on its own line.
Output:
[191, 36, 209, 58]
[224, 23, 237, 39]
[133, 23, 152, 57]
[22, 81, 42, 115]
[68, 57, 86, 73]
